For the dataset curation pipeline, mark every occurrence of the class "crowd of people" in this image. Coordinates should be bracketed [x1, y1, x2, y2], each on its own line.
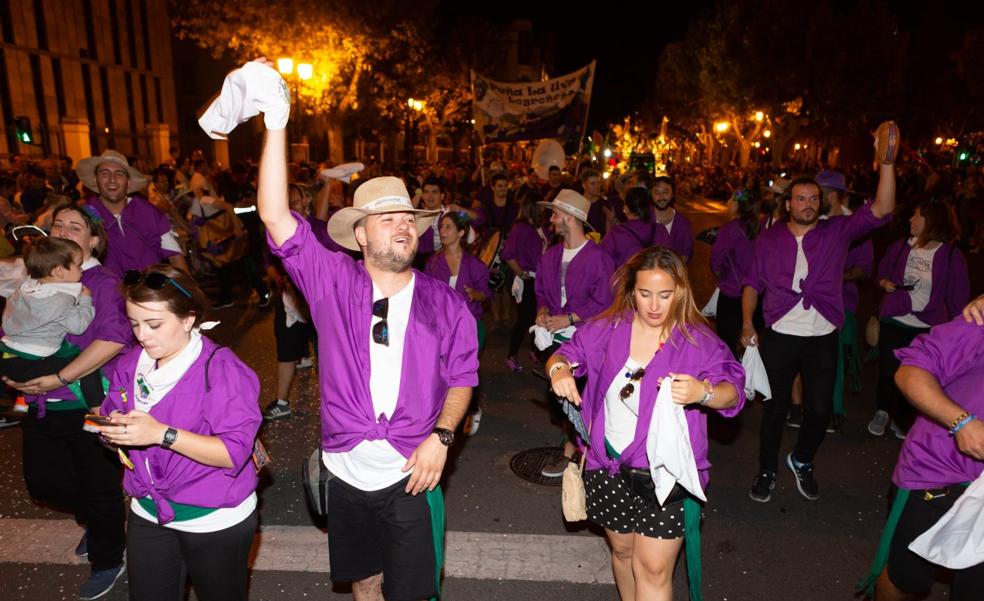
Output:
[0, 58, 983, 601]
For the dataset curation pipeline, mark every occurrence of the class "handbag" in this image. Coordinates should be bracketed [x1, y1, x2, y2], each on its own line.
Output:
[561, 450, 588, 522]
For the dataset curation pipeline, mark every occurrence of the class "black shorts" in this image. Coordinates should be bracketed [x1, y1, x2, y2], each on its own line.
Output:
[273, 304, 313, 363]
[325, 475, 439, 601]
[887, 486, 984, 600]
[584, 469, 687, 539]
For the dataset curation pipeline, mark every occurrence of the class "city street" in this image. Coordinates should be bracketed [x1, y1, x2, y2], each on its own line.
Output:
[0, 196, 975, 601]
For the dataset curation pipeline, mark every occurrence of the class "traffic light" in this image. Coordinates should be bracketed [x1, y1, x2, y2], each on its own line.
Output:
[14, 116, 33, 144]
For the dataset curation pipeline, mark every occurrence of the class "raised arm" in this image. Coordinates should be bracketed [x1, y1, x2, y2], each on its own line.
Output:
[257, 127, 297, 245]
[870, 162, 896, 219]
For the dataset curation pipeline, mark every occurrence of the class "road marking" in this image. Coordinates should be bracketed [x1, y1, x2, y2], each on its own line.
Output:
[0, 519, 614, 584]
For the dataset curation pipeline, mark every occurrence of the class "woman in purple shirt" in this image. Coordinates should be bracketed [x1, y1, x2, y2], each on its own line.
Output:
[97, 264, 261, 601]
[548, 247, 744, 601]
[501, 191, 549, 371]
[868, 198, 969, 438]
[601, 186, 669, 269]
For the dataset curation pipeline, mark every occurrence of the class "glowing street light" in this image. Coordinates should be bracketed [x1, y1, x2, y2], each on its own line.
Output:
[754, 111, 764, 122]
[794, 143, 802, 150]
[297, 63, 313, 81]
[763, 129, 771, 138]
[277, 57, 294, 76]
[603, 148, 612, 158]
[714, 121, 730, 133]
[408, 98, 424, 112]
[934, 137, 944, 145]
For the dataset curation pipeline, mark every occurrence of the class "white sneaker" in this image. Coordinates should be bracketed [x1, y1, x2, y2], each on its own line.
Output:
[296, 357, 314, 369]
[464, 408, 482, 436]
[890, 420, 907, 440]
[867, 410, 889, 436]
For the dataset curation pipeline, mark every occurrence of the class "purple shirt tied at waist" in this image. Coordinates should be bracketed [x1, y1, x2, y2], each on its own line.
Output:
[601, 219, 671, 269]
[535, 241, 615, 320]
[892, 317, 984, 489]
[710, 219, 755, 298]
[558, 315, 745, 489]
[500, 222, 546, 273]
[651, 210, 694, 262]
[743, 202, 889, 329]
[86, 195, 179, 276]
[842, 236, 873, 313]
[425, 251, 492, 320]
[877, 238, 969, 326]
[100, 337, 261, 525]
[268, 214, 480, 457]
[31, 262, 133, 413]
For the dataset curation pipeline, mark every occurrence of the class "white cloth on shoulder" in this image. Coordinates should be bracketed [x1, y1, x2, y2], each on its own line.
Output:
[741, 345, 771, 400]
[909, 472, 984, 569]
[198, 61, 291, 140]
[646, 378, 706, 503]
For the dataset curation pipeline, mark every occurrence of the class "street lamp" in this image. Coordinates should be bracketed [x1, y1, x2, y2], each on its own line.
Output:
[405, 98, 425, 163]
[763, 129, 771, 138]
[277, 57, 294, 76]
[714, 121, 730, 133]
[754, 111, 764, 122]
[934, 137, 943, 145]
[297, 63, 313, 81]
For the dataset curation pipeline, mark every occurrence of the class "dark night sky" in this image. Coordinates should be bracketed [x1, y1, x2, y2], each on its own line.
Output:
[434, 0, 717, 131]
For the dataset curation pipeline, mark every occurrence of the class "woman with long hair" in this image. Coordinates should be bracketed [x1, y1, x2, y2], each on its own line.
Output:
[867, 197, 969, 438]
[710, 186, 764, 356]
[600, 186, 671, 268]
[547, 247, 744, 601]
[96, 264, 261, 601]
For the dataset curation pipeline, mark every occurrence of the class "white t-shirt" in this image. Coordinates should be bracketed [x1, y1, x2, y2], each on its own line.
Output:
[448, 275, 458, 289]
[605, 358, 642, 454]
[895, 239, 940, 329]
[772, 235, 837, 337]
[323, 275, 416, 491]
[659, 210, 675, 235]
[559, 240, 588, 308]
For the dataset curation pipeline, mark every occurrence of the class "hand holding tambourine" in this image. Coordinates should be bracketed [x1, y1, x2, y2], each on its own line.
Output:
[873, 121, 900, 165]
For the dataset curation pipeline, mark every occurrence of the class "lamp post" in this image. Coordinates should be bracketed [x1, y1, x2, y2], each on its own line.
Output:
[278, 58, 314, 160]
[405, 97, 425, 165]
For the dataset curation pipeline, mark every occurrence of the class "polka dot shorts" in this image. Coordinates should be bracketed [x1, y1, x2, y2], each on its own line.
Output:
[584, 468, 686, 539]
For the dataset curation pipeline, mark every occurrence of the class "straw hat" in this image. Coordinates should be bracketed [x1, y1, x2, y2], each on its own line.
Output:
[75, 150, 148, 194]
[537, 189, 593, 230]
[327, 176, 439, 251]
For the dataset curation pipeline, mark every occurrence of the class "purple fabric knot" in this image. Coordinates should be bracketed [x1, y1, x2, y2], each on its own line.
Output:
[365, 414, 391, 441]
[605, 457, 622, 477]
[149, 488, 176, 525]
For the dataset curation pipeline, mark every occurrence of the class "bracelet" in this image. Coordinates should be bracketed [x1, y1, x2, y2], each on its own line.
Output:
[56, 372, 73, 386]
[949, 414, 976, 437]
[548, 362, 572, 378]
[949, 411, 970, 431]
[698, 378, 714, 406]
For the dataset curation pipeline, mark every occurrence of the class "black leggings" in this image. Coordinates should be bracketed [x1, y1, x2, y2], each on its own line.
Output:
[508, 276, 538, 358]
[126, 507, 258, 601]
[875, 319, 929, 427]
[715, 292, 765, 359]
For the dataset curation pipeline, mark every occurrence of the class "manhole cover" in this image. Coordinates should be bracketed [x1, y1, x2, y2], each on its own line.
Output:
[510, 447, 564, 486]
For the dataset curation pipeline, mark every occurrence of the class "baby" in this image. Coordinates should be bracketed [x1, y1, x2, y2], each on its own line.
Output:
[1, 237, 102, 409]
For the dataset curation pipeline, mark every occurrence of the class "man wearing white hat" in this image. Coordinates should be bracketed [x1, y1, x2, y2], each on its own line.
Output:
[76, 150, 189, 276]
[252, 59, 478, 599]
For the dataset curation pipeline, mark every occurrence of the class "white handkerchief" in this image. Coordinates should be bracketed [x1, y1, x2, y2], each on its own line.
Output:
[701, 287, 720, 318]
[320, 162, 365, 183]
[529, 325, 554, 351]
[198, 61, 291, 140]
[646, 378, 707, 503]
[741, 345, 772, 400]
[511, 276, 524, 303]
[909, 472, 984, 569]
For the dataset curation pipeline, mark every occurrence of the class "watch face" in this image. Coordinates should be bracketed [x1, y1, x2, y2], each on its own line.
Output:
[434, 428, 454, 446]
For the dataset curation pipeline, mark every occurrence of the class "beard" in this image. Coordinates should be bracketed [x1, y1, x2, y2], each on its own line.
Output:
[791, 209, 819, 226]
[654, 198, 673, 210]
[367, 240, 416, 273]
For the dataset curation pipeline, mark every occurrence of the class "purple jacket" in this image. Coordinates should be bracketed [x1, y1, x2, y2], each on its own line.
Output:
[587, 200, 607, 235]
[558, 315, 745, 489]
[651, 210, 693, 261]
[893, 317, 984, 489]
[307, 215, 350, 255]
[710, 219, 756, 298]
[475, 196, 518, 232]
[101, 337, 261, 524]
[877, 239, 969, 326]
[744, 202, 889, 328]
[425, 251, 492, 320]
[535, 241, 615, 320]
[86, 195, 179, 276]
[36, 263, 133, 407]
[842, 236, 874, 313]
[269, 214, 480, 457]
[500, 222, 546, 273]
[601, 219, 672, 269]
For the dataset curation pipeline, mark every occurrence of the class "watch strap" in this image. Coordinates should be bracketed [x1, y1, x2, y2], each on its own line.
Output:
[161, 427, 178, 449]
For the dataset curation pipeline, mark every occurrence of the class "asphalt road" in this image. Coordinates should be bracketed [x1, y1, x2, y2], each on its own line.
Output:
[1, 195, 980, 601]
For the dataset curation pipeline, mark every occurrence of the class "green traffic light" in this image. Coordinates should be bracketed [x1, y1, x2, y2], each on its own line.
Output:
[959, 152, 968, 161]
[18, 132, 31, 143]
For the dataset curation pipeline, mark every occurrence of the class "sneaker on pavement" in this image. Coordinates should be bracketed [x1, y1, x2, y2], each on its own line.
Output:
[785, 453, 820, 500]
[0, 416, 20, 429]
[785, 407, 803, 429]
[75, 531, 88, 559]
[79, 563, 125, 600]
[826, 414, 845, 434]
[505, 356, 523, 373]
[257, 294, 273, 309]
[463, 408, 482, 436]
[296, 357, 314, 369]
[263, 400, 291, 421]
[867, 410, 889, 436]
[749, 471, 776, 503]
[540, 452, 572, 478]
[890, 420, 907, 440]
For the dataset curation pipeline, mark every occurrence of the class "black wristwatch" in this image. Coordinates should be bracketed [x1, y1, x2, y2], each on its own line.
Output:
[161, 427, 178, 449]
[432, 427, 454, 447]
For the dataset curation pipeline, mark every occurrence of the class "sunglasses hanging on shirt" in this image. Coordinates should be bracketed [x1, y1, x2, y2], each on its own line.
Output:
[372, 297, 389, 346]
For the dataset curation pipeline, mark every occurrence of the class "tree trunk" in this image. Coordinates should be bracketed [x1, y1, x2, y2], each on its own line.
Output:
[737, 140, 752, 168]
[426, 128, 438, 164]
[326, 115, 345, 164]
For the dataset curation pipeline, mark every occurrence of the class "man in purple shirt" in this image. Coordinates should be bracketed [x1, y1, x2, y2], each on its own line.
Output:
[743, 153, 896, 503]
[258, 118, 478, 600]
[651, 174, 694, 262]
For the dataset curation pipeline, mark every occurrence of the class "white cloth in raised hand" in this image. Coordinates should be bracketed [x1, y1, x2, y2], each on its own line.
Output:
[320, 162, 365, 183]
[646, 378, 706, 503]
[198, 61, 291, 140]
[909, 472, 984, 569]
[741, 345, 771, 400]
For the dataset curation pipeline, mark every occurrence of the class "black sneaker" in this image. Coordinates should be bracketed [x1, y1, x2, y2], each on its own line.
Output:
[749, 471, 776, 503]
[0, 416, 20, 429]
[785, 453, 820, 500]
[785, 407, 803, 429]
[262, 400, 291, 421]
[826, 413, 845, 434]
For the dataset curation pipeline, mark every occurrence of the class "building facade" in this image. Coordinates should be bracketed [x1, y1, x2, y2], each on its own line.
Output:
[0, 0, 178, 164]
